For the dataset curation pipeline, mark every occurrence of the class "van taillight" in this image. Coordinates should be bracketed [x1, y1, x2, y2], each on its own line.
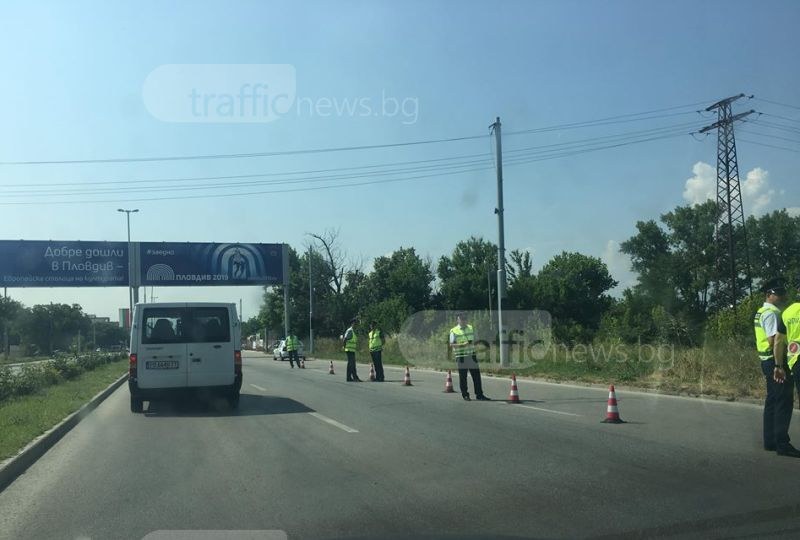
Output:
[234, 350, 242, 376]
[129, 353, 137, 379]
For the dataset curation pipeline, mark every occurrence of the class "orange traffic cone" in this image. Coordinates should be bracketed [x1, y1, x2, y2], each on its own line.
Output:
[444, 370, 455, 393]
[602, 385, 624, 423]
[403, 366, 413, 386]
[369, 363, 376, 381]
[328, 361, 335, 375]
[507, 374, 521, 403]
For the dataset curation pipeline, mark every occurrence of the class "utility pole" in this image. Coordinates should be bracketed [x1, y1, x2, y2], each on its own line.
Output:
[308, 244, 314, 354]
[699, 94, 754, 308]
[239, 298, 243, 324]
[490, 117, 508, 367]
[3, 287, 8, 361]
[117, 208, 139, 325]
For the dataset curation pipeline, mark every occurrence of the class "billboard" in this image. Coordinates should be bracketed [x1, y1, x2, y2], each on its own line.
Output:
[0, 240, 129, 287]
[139, 242, 284, 286]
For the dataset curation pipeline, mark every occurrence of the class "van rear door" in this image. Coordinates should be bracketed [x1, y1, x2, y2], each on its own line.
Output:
[137, 306, 188, 389]
[185, 305, 235, 388]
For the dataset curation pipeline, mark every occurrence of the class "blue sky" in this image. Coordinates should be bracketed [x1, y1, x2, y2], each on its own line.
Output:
[0, 0, 798, 322]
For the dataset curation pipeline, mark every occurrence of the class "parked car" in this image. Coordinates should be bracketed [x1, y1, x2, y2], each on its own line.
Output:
[272, 339, 306, 361]
[128, 302, 242, 412]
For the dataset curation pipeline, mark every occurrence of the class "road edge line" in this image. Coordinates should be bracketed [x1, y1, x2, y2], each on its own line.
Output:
[0, 372, 129, 493]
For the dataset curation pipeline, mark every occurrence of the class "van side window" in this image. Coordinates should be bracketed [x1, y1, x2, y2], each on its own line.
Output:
[142, 308, 185, 344]
[188, 307, 230, 343]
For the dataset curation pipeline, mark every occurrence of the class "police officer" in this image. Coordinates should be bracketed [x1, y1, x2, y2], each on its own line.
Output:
[450, 312, 489, 401]
[342, 318, 362, 382]
[368, 321, 385, 382]
[285, 333, 300, 369]
[775, 279, 800, 458]
[756, 278, 799, 457]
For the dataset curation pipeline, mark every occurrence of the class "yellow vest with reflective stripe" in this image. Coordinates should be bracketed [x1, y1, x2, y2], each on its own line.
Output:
[451, 324, 475, 357]
[781, 303, 800, 371]
[285, 335, 298, 351]
[754, 304, 781, 359]
[343, 328, 358, 352]
[368, 329, 382, 351]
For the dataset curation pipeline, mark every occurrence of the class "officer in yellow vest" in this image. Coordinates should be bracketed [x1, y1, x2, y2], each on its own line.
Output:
[342, 318, 362, 382]
[449, 312, 489, 401]
[285, 333, 300, 369]
[368, 321, 385, 382]
[757, 278, 799, 457]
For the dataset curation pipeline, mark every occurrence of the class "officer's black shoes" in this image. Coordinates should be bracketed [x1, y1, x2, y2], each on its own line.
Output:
[776, 445, 800, 458]
[462, 394, 471, 401]
[475, 395, 491, 401]
[765, 445, 777, 452]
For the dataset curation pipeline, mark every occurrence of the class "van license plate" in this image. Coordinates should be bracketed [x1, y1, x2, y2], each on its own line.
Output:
[146, 361, 179, 369]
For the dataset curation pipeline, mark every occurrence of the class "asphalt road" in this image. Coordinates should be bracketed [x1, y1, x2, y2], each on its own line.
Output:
[2, 351, 800, 540]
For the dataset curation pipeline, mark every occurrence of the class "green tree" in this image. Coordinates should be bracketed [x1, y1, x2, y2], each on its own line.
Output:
[0, 296, 25, 357]
[90, 321, 128, 349]
[747, 210, 800, 287]
[19, 303, 91, 355]
[534, 252, 617, 343]
[437, 237, 497, 310]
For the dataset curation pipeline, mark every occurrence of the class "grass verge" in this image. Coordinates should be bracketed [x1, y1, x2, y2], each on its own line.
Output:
[311, 337, 763, 400]
[0, 358, 127, 460]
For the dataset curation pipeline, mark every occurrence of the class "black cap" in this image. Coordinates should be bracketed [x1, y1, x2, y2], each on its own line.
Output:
[760, 278, 787, 295]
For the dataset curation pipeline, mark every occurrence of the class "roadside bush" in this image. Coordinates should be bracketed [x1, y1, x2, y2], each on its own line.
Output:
[0, 366, 13, 401]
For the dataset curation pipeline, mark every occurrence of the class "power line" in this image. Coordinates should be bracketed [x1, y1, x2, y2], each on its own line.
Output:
[751, 119, 800, 135]
[0, 100, 713, 166]
[0, 120, 705, 195]
[738, 138, 800, 154]
[1, 121, 703, 197]
[0, 129, 697, 205]
[738, 129, 800, 145]
[759, 112, 800, 125]
[753, 97, 800, 112]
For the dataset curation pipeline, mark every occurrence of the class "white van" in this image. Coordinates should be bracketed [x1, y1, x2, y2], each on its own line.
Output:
[128, 302, 242, 413]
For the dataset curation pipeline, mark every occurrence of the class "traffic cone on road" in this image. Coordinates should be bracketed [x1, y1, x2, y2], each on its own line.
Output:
[507, 374, 521, 404]
[403, 366, 413, 386]
[602, 385, 624, 424]
[328, 361, 335, 375]
[444, 370, 455, 393]
[369, 363, 376, 381]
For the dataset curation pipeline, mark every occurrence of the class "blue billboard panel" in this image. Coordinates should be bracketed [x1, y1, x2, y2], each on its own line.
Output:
[0, 240, 129, 287]
[139, 242, 283, 286]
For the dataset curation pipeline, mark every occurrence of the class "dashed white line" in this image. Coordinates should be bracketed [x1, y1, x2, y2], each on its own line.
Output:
[512, 404, 580, 417]
[250, 383, 267, 392]
[308, 412, 359, 433]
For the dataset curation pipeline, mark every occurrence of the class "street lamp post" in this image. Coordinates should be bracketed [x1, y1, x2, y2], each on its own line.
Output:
[118, 209, 139, 327]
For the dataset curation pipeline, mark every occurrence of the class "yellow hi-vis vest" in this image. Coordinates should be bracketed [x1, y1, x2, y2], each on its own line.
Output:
[343, 328, 358, 352]
[285, 335, 298, 352]
[781, 302, 800, 371]
[451, 324, 475, 358]
[754, 304, 781, 360]
[368, 329, 382, 351]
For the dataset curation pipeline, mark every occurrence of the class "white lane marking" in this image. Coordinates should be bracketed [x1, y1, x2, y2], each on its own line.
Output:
[250, 384, 267, 392]
[512, 403, 580, 417]
[308, 412, 359, 433]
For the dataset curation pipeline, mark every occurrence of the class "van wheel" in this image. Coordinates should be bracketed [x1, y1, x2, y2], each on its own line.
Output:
[228, 391, 240, 409]
[130, 394, 144, 413]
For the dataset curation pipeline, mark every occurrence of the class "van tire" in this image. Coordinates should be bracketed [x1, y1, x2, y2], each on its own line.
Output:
[228, 391, 240, 409]
[130, 394, 144, 413]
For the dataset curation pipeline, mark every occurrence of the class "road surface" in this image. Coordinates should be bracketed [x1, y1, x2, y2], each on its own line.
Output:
[1, 351, 799, 540]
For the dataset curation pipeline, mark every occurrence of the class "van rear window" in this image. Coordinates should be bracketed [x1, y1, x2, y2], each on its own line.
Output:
[188, 307, 230, 343]
[142, 308, 185, 344]
[141, 306, 230, 344]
